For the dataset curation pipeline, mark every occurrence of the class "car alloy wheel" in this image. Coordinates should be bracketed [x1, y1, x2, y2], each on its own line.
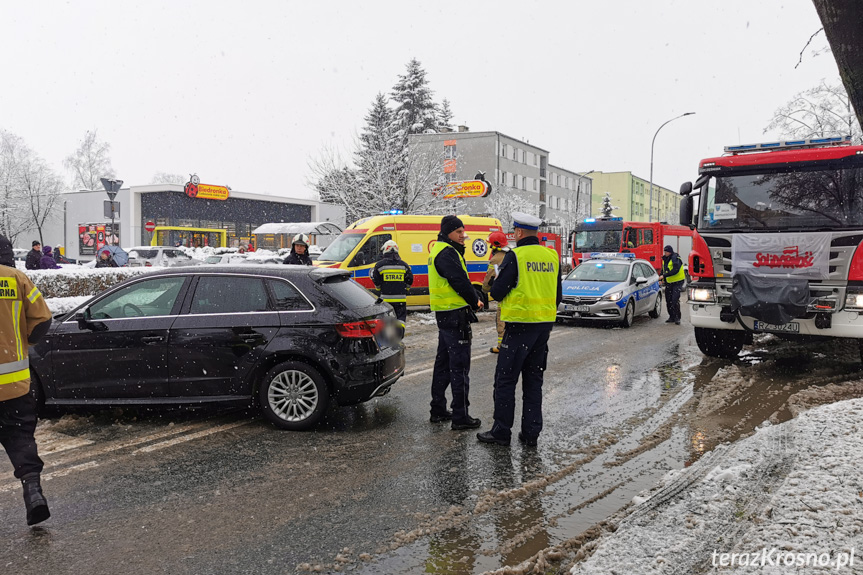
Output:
[649, 291, 663, 319]
[259, 361, 329, 430]
[622, 299, 635, 328]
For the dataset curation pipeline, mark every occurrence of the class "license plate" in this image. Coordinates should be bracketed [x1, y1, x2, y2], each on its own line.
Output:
[753, 321, 800, 333]
[564, 304, 590, 312]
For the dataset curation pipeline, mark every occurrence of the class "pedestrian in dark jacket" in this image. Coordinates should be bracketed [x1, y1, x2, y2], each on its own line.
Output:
[0, 234, 53, 525]
[283, 233, 313, 266]
[372, 240, 413, 327]
[660, 245, 686, 324]
[95, 248, 119, 268]
[25, 241, 41, 270]
[38, 246, 60, 270]
[428, 215, 484, 431]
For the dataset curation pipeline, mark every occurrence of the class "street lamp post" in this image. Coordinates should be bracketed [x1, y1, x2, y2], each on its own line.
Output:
[575, 169, 595, 221]
[649, 112, 694, 222]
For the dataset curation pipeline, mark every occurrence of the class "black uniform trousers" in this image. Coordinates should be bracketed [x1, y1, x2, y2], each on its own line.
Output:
[430, 322, 472, 423]
[390, 302, 407, 324]
[666, 280, 684, 322]
[0, 392, 44, 479]
[490, 323, 551, 440]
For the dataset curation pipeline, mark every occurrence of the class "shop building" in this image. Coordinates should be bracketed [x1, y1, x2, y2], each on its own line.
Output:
[61, 184, 344, 261]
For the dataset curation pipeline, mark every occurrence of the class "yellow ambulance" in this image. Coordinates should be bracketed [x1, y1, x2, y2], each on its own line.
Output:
[315, 215, 504, 306]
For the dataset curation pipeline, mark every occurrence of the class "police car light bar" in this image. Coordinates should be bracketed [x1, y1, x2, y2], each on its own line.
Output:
[588, 252, 635, 260]
[724, 136, 851, 154]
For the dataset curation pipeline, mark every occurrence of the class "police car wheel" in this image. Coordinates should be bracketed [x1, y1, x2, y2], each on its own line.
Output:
[621, 299, 635, 328]
[648, 291, 662, 319]
[258, 361, 329, 431]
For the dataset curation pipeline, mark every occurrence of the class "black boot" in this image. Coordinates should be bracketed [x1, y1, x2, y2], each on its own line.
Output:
[21, 473, 50, 526]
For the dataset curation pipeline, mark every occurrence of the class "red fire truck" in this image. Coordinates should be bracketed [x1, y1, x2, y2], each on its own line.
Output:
[680, 136, 863, 359]
[571, 217, 696, 274]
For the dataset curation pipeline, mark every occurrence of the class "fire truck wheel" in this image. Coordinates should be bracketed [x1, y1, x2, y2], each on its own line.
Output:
[648, 291, 662, 319]
[694, 327, 745, 359]
[621, 299, 635, 328]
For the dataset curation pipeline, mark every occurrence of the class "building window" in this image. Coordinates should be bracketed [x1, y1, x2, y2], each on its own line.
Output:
[500, 171, 507, 185]
[445, 172, 457, 183]
[512, 147, 517, 161]
[501, 144, 507, 158]
[533, 179, 538, 191]
[444, 143, 456, 159]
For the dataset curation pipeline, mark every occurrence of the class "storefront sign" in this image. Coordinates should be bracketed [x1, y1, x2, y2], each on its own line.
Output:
[184, 175, 230, 201]
[442, 180, 490, 199]
[731, 232, 830, 279]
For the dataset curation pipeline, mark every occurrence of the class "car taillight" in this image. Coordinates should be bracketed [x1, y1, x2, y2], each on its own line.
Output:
[336, 319, 383, 338]
[145, 262, 152, 267]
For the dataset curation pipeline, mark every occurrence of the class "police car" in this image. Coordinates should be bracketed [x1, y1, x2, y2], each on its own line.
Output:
[557, 253, 663, 327]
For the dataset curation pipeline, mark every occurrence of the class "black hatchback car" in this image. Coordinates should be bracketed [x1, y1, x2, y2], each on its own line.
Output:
[29, 266, 405, 430]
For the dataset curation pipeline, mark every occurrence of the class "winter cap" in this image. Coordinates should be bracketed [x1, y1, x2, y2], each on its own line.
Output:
[44, 245, 53, 255]
[101, 248, 112, 256]
[0, 235, 14, 267]
[512, 212, 542, 230]
[381, 240, 399, 254]
[664, 245, 674, 254]
[440, 215, 465, 236]
[32, 240, 41, 247]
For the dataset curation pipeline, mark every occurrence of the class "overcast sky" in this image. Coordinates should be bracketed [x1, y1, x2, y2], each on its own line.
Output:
[0, 1, 840, 203]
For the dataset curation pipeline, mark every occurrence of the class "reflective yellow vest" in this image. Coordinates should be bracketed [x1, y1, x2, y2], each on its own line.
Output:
[664, 256, 686, 283]
[500, 245, 559, 323]
[428, 242, 469, 311]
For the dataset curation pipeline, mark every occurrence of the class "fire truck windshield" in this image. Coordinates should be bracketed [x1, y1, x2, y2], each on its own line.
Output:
[575, 230, 621, 252]
[700, 166, 863, 230]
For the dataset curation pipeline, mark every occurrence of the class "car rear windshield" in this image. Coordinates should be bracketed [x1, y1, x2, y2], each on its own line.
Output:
[322, 276, 377, 308]
[130, 249, 158, 258]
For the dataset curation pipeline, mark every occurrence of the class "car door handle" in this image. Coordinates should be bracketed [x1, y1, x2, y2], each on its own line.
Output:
[238, 332, 262, 343]
[141, 336, 164, 344]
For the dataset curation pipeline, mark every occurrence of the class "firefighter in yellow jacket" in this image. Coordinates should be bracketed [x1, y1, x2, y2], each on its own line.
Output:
[482, 231, 509, 353]
[0, 234, 53, 525]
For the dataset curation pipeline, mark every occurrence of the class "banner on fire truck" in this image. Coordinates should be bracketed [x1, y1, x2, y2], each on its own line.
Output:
[731, 232, 831, 279]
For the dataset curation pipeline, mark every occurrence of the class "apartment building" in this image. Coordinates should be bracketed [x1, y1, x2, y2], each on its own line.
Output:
[588, 171, 679, 223]
[410, 129, 592, 236]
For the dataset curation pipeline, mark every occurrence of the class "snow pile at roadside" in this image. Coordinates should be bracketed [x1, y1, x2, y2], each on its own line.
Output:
[571, 398, 863, 574]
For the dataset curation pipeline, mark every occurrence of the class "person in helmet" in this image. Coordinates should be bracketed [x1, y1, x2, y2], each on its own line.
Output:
[482, 231, 510, 353]
[283, 233, 313, 265]
[372, 240, 413, 329]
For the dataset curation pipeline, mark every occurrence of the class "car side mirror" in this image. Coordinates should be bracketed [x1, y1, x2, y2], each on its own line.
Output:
[635, 276, 649, 286]
[76, 310, 107, 332]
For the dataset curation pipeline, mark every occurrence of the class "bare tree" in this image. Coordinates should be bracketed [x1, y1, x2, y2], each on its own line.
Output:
[0, 131, 31, 244]
[64, 130, 115, 190]
[483, 184, 536, 231]
[765, 80, 862, 143]
[150, 172, 187, 185]
[20, 155, 64, 245]
[813, 0, 863, 130]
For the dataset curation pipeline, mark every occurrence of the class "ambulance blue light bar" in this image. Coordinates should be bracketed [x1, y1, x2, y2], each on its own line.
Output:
[588, 252, 635, 260]
[583, 218, 596, 223]
[725, 136, 851, 154]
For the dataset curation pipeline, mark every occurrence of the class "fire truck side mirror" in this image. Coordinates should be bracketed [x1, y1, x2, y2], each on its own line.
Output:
[680, 194, 694, 227]
[679, 181, 693, 196]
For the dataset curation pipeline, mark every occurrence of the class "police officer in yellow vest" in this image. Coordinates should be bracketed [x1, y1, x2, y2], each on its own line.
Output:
[429, 215, 484, 430]
[0, 234, 53, 525]
[660, 244, 685, 325]
[477, 213, 562, 447]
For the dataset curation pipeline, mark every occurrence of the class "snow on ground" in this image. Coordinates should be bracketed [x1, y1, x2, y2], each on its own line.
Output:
[570, 398, 863, 574]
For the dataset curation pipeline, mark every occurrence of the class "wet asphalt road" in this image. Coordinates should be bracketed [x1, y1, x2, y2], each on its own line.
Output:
[1, 304, 858, 574]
